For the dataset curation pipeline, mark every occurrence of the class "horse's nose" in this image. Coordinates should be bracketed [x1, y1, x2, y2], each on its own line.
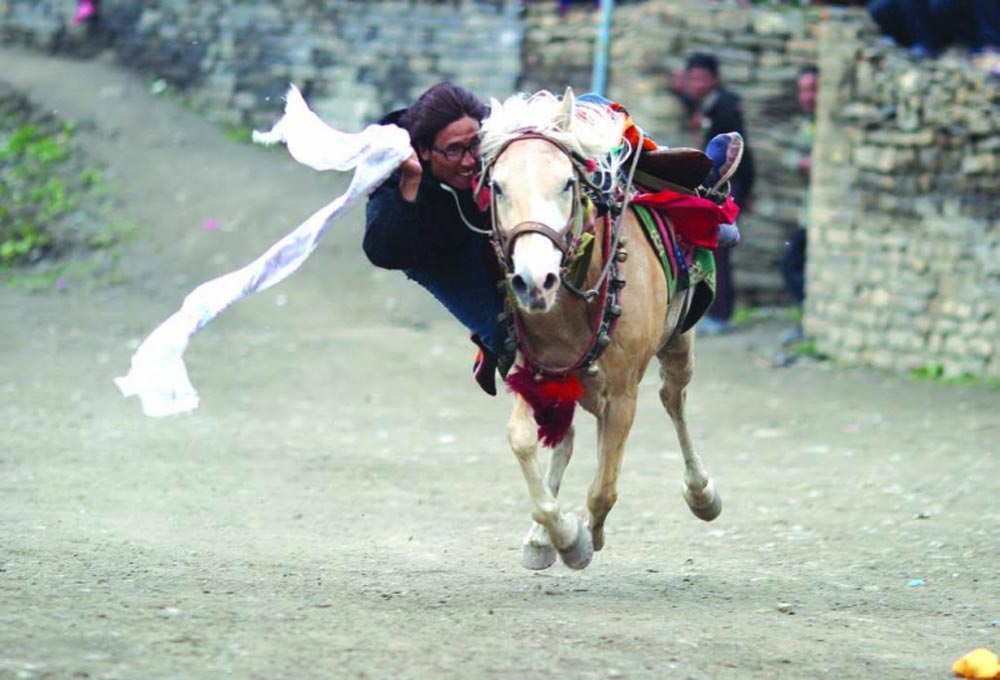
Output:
[510, 268, 560, 309]
[510, 271, 532, 297]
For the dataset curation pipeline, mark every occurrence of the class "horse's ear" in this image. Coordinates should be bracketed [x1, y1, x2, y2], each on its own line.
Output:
[557, 87, 576, 130]
[487, 97, 503, 122]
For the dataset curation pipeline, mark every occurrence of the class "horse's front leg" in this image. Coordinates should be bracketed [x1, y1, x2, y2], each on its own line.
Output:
[508, 397, 592, 570]
[588, 390, 638, 552]
[522, 426, 575, 570]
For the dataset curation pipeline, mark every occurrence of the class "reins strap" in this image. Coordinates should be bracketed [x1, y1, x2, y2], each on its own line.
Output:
[439, 183, 492, 235]
[564, 129, 644, 301]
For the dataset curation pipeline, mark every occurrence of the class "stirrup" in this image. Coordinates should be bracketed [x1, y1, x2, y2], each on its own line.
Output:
[703, 132, 744, 194]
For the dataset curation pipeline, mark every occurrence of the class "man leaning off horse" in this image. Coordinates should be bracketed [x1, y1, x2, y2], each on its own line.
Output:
[363, 82, 744, 396]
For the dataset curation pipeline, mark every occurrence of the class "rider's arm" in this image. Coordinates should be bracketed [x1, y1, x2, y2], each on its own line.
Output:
[363, 173, 426, 270]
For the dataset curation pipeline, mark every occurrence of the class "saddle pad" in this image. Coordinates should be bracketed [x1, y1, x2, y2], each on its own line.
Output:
[632, 203, 716, 332]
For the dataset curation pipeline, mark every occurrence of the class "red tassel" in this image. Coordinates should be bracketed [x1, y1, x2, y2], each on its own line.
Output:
[505, 367, 584, 447]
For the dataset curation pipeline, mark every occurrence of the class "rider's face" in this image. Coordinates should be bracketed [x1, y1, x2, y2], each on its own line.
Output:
[420, 116, 481, 191]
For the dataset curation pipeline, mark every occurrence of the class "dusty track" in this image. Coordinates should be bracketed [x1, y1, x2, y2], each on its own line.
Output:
[2, 48, 998, 679]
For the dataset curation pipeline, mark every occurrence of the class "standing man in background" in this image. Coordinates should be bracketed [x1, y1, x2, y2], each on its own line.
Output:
[774, 65, 819, 366]
[674, 52, 756, 335]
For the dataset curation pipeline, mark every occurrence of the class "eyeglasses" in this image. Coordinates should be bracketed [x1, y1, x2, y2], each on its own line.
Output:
[431, 141, 480, 162]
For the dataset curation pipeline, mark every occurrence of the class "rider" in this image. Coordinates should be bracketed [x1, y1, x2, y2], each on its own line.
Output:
[364, 82, 509, 395]
[364, 82, 742, 396]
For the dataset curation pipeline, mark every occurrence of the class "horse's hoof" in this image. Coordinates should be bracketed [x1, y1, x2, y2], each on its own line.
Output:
[684, 480, 722, 522]
[522, 542, 558, 570]
[558, 517, 594, 570]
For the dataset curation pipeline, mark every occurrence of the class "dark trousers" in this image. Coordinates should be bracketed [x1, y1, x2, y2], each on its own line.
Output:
[707, 246, 734, 323]
[780, 227, 807, 306]
[868, 0, 997, 50]
[707, 180, 748, 323]
[972, 0, 1000, 46]
[405, 237, 507, 354]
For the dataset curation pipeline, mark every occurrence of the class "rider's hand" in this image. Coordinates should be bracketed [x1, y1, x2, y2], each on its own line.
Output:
[398, 151, 422, 202]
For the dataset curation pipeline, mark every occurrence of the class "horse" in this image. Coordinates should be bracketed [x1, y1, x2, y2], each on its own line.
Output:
[477, 89, 723, 571]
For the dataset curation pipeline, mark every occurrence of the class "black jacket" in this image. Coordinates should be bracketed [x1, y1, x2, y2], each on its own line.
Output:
[363, 110, 488, 271]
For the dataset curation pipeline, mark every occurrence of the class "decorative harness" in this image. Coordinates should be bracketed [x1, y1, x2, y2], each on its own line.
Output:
[476, 131, 643, 378]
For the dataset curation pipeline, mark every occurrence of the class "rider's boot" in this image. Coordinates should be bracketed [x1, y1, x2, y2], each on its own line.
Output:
[703, 132, 744, 248]
[471, 334, 498, 396]
[703, 132, 744, 194]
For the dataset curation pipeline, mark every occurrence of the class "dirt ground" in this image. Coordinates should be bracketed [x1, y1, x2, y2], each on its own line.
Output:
[1, 48, 998, 680]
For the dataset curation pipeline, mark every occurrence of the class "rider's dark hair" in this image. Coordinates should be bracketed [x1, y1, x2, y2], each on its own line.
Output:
[398, 82, 488, 151]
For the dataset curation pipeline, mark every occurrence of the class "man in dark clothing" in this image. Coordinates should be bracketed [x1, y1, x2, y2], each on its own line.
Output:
[364, 84, 508, 395]
[678, 52, 756, 335]
[867, 0, 1000, 58]
[365, 159, 505, 362]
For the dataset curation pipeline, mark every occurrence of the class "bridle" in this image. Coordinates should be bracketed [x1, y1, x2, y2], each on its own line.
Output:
[477, 132, 610, 286]
[475, 129, 643, 376]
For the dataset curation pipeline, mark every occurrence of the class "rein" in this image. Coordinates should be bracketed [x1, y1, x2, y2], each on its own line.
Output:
[503, 210, 625, 377]
[481, 130, 642, 300]
[484, 129, 641, 377]
[481, 133, 597, 277]
[565, 129, 643, 301]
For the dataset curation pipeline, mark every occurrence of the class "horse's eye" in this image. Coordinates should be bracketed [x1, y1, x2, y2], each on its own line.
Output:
[562, 179, 575, 193]
[492, 183, 504, 199]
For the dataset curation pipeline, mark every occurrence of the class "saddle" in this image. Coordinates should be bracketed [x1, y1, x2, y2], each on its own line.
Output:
[634, 147, 712, 193]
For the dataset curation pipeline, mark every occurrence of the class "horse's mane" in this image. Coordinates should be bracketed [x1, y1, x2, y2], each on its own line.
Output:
[479, 91, 629, 187]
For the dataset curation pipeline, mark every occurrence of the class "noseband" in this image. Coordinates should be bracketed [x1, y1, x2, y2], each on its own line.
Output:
[479, 133, 605, 273]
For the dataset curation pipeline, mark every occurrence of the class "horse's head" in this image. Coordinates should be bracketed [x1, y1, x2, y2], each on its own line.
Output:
[480, 89, 626, 314]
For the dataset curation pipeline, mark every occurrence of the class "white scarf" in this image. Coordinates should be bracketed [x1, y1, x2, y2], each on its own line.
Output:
[115, 86, 412, 417]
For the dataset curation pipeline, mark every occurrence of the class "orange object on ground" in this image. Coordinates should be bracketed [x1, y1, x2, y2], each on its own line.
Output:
[953, 648, 1000, 679]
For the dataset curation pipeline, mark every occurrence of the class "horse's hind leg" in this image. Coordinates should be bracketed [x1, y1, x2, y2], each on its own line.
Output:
[588, 392, 639, 552]
[522, 426, 575, 570]
[508, 397, 592, 569]
[657, 331, 722, 521]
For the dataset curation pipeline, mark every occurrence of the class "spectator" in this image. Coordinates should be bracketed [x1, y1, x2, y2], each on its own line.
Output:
[867, 0, 1000, 58]
[777, 65, 819, 359]
[674, 52, 756, 335]
[557, 0, 599, 16]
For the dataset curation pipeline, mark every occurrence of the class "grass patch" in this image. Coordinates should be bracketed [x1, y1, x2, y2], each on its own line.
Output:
[787, 340, 827, 359]
[730, 307, 765, 326]
[0, 84, 137, 285]
[149, 77, 261, 147]
[909, 363, 1000, 391]
[220, 122, 255, 144]
[909, 363, 944, 380]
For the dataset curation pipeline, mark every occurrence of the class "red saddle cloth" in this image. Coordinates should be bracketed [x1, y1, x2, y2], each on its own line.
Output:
[614, 101, 740, 250]
[631, 189, 740, 250]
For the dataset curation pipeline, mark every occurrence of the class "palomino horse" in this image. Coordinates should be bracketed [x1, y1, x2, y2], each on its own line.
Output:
[478, 90, 722, 570]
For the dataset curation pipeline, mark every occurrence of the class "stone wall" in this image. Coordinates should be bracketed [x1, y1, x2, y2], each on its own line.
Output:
[1, 0, 822, 306]
[0, 0, 522, 130]
[2, 0, 997, 378]
[807, 16, 1000, 379]
[2, 0, 814, 305]
[521, 1, 822, 305]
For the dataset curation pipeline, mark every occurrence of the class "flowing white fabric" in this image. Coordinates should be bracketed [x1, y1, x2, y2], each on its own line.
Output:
[115, 85, 412, 417]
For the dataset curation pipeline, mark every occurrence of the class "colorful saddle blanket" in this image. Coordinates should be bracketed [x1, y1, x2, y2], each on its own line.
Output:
[631, 202, 716, 334]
